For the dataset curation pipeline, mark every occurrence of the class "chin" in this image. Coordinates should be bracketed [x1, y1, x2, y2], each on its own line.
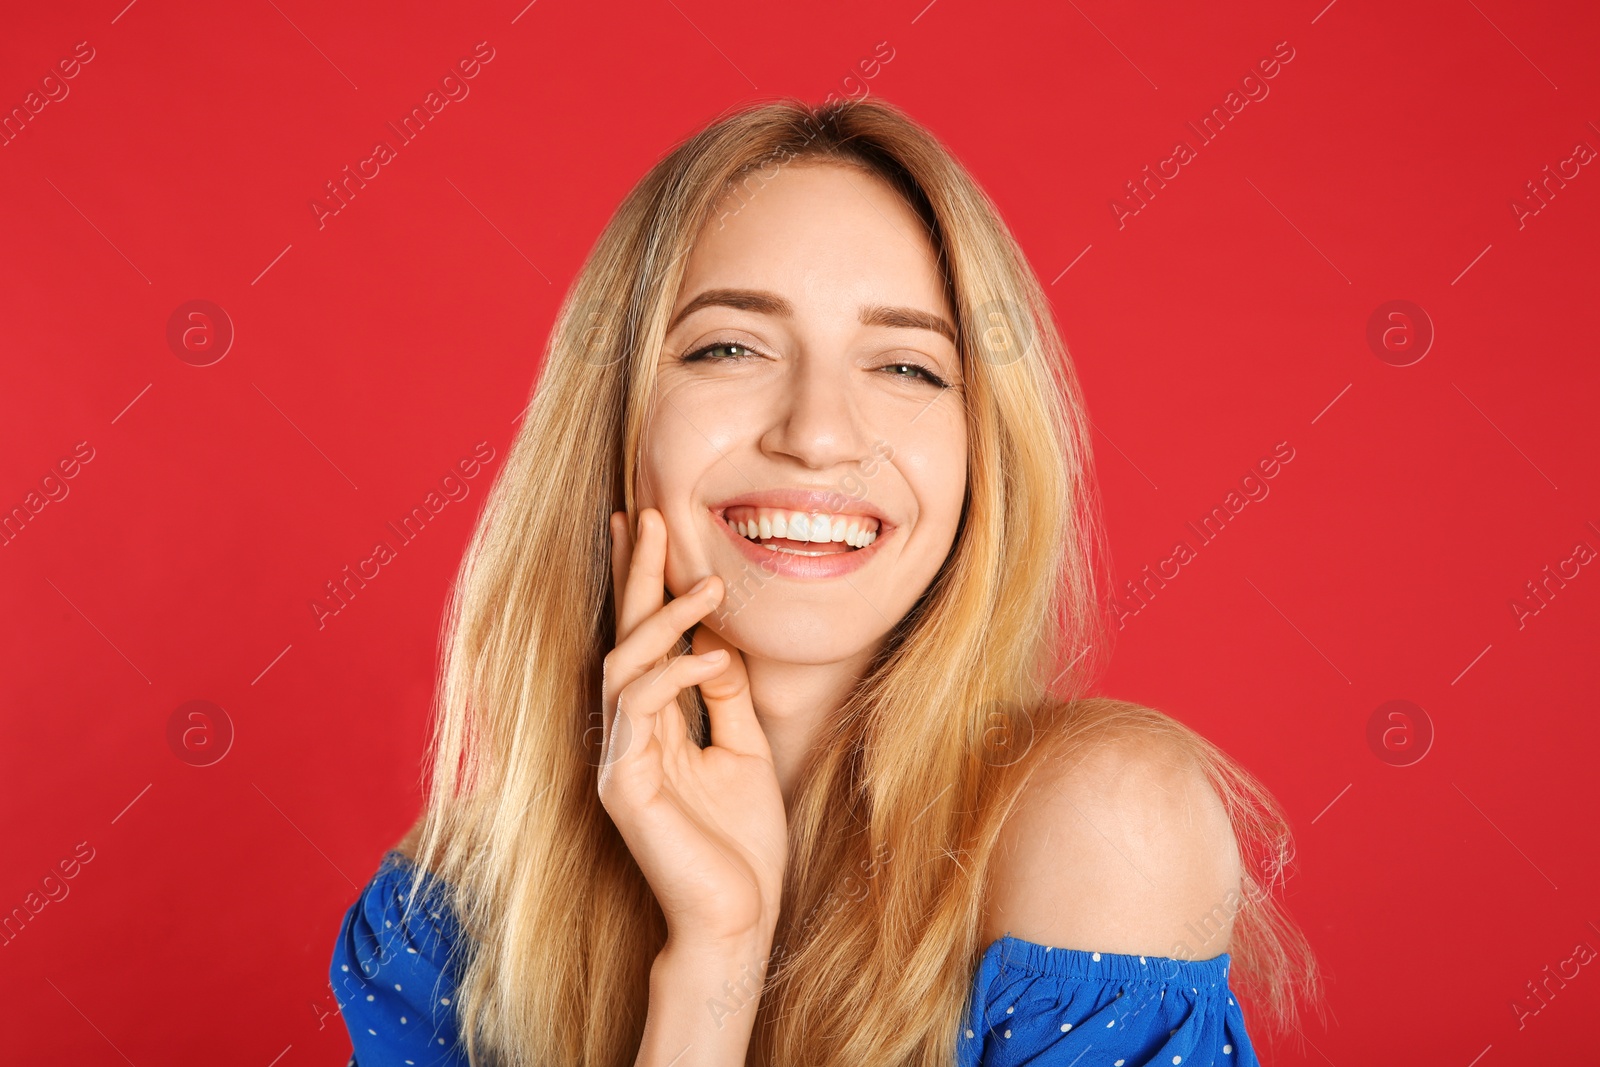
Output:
[704, 602, 882, 667]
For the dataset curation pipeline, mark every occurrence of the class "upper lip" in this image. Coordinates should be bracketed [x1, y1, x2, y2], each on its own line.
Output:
[711, 487, 891, 528]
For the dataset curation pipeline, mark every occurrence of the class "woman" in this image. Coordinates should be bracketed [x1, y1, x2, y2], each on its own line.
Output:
[330, 97, 1320, 1067]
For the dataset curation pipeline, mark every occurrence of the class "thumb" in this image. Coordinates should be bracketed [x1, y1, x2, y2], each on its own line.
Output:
[690, 624, 771, 760]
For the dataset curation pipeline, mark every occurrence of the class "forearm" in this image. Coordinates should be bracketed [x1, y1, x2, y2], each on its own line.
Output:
[634, 932, 776, 1067]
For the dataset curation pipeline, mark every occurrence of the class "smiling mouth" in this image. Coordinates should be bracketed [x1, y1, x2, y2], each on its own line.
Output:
[719, 505, 881, 556]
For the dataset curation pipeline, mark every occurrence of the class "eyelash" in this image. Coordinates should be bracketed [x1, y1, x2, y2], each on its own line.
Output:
[680, 341, 951, 389]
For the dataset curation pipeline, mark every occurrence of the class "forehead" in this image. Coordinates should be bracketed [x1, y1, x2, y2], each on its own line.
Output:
[677, 160, 951, 317]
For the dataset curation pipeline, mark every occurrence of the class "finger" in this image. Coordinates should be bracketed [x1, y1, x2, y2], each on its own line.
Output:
[640, 651, 694, 762]
[690, 626, 773, 760]
[610, 573, 725, 680]
[609, 510, 633, 630]
[601, 575, 726, 742]
[609, 650, 728, 768]
[617, 508, 667, 642]
[653, 667, 693, 762]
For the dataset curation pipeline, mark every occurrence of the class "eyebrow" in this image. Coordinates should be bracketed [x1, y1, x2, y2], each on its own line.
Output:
[666, 287, 957, 344]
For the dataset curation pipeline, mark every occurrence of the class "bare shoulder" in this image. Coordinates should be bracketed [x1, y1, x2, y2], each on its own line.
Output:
[982, 718, 1243, 961]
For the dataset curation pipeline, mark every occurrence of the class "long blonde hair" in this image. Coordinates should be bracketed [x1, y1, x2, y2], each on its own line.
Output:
[405, 97, 1320, 1066]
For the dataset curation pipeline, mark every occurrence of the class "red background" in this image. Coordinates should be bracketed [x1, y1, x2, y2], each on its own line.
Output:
[3, 0, 1597, 1062]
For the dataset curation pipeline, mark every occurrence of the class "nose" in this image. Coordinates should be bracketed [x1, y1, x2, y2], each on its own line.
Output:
[759, 350, 873, 471]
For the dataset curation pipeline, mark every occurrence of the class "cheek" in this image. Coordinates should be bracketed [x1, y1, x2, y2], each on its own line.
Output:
[639, 399, 716, 505]
[638, 398, 742, 589]
[896, 426, 968, 541]
[641, 380, 759, 478]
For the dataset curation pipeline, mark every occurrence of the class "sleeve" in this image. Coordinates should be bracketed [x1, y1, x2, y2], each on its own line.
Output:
[329, 852, 471, 1067]
[956, 937, 1259, 1067]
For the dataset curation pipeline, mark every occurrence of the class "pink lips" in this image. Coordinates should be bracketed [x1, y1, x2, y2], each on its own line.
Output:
[708, 487, 893, 581]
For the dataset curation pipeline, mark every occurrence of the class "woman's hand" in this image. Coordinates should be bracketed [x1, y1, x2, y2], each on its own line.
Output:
[599, 507, 788, 952]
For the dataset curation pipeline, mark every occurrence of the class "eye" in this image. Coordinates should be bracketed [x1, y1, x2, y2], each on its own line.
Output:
[880, 361, 950, 388]
[681, 341, 761, 363]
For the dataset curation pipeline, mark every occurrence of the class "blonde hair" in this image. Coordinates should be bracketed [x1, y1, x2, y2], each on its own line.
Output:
[403, 97, 1320, 1066]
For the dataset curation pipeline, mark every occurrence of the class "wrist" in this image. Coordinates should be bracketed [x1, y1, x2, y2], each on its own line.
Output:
[656, 924, 776, 974]
[635, 931, 776, 1067]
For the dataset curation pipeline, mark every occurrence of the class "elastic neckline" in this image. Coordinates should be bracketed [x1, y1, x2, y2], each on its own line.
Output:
[983, 934, 1233, 984]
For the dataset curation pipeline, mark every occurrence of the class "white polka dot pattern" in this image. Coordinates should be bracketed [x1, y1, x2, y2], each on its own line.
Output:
[954, 935, 1259, 1066]
[334, 854, 1263, 1066]
[329, 851, 467, 1066]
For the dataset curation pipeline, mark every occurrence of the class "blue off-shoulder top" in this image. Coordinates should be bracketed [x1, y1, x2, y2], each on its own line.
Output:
[330, 850, 1260, 1066]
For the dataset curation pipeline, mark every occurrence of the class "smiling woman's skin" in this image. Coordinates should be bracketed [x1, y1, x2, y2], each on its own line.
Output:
[637, 160, 968, 808]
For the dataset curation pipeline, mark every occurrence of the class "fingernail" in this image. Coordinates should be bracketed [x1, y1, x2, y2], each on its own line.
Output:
[688, 576, 710, 595]
[704, 649, 728, 663]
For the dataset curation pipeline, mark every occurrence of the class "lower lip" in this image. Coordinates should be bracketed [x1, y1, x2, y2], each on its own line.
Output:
[713, 511, 890, 579]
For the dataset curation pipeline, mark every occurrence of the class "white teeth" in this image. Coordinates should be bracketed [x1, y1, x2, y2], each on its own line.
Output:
[724, 505, 883, 549]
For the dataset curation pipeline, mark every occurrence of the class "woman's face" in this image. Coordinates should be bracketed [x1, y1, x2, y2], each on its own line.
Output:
[638, 160, 968, 666]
